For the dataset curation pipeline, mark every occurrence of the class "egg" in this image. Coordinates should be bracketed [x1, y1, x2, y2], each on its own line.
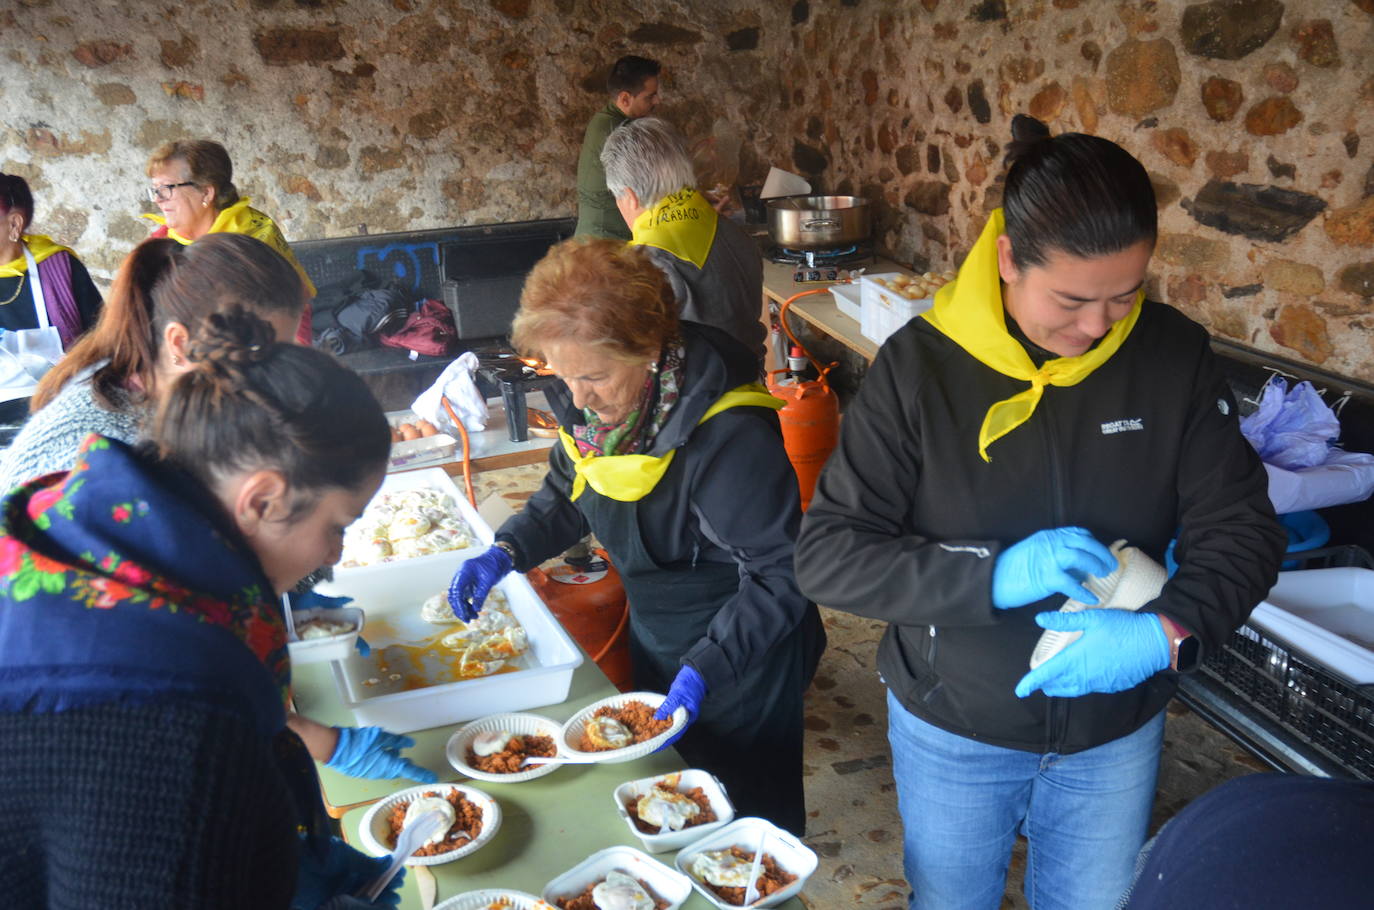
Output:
[390, 426, 403, 443]
[398, 423, 420, 441]
[585, 715, 633, 749]
[691, 849, 762, 889]
[590, 870, 654, 910]
[419, 593, 461, 624]
[416, 419, 438, 437]
[402, 796, 456, 847]
[636, 785, 702, 831]
[472, 731, 513, 757]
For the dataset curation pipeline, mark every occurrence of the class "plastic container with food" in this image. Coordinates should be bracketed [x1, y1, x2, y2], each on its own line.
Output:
[612, 769, 735, 854]
[446, 712, 565, 784]
[287, 606, 365, 665]
[558, 692, 687, 765]
[358, 782, 501, 867]
[325, 555, 582, 733]
[542, 845, 691, 910]
[321, 467, 492, 605]
[434, 890, 553, 910]
[674, 816, 817, 909]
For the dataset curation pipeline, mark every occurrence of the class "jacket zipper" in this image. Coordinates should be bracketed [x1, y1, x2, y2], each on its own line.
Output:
[1037, 398, 1069, 754]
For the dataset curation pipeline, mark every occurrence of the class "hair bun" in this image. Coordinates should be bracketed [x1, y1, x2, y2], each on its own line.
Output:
[187, 306, 278, 372]
[1007, 114, 1052, 164]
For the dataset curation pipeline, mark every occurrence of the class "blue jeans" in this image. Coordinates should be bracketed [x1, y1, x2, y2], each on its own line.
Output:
[886, 691, 1164, 910]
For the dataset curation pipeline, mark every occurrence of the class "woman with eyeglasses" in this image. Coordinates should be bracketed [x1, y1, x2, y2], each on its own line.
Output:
[143, 139, 315, 346]
[0, 173, 103, 421]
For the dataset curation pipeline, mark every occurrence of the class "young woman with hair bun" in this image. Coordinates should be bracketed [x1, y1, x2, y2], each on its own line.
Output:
[797, 114, 1285, 909]
[0, 308, 405, 909]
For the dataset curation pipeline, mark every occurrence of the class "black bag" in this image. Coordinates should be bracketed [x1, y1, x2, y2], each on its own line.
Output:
[311, 271, 411, 354]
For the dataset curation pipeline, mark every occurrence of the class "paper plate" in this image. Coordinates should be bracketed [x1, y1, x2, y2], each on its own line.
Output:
[446, 712, 564, 783]
[358, 782, 501, 866]
[433, 889, 552, 910]
[558, 692, 687, 765]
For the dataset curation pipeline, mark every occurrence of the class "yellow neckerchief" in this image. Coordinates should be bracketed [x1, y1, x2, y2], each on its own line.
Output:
[921, 208, 1143, 462]
[142, 197, 317, 295]
[630, 186, 719, 270]
[0, 235, 73, 278]
[558, 383, 782, 502]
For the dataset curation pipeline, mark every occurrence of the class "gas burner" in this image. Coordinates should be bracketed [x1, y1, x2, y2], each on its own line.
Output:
[768, 240, 875, 283]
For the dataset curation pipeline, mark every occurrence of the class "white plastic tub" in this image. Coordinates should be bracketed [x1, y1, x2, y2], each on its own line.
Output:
[612, 769, 735, 854]
[324, 468, 492, 605]
[543, 845, 692, 910]
[858, 272, 932, 346]
[675, 816, 817, 909]
[829, 281, 862, 323]
[287, 606, 365, 665]
[1249, 566, 1374, 684]
[324, 556, 583, 733]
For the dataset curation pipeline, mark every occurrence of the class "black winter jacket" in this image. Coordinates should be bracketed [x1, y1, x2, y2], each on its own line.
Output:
[795, 301, 1285, 753]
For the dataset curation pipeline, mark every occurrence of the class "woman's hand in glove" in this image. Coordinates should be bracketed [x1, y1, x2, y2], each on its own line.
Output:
[293, 836, 405, 910]
[1014, 609, 1170, 698]
[653, 665, 707, 751]
[326, 725, 438, 783]
[447, 544, 514, 621]
[991, 527, 1117, 609]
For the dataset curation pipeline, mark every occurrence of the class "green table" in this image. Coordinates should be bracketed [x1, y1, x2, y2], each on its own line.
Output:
[292, 659, 805, 909]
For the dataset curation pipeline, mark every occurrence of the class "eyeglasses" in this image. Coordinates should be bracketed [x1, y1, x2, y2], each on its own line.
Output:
[147, 181, 197, 203]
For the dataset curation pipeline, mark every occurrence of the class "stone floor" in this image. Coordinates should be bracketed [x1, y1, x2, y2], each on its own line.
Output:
[470, 463, 1268, 910]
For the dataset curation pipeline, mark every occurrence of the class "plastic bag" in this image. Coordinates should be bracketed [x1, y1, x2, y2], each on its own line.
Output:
[1240, 378, 1341, 470]
[411, 352, 487, 435]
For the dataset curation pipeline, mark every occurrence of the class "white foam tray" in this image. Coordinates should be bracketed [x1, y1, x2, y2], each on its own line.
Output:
[323, 554, 583, 733]
[543, 845, 691, 910]
[612, 769, 735, 854]
[674, 816, 817, 909]
[1249, 566, 1374, 684]
[324, 467, 493, 605]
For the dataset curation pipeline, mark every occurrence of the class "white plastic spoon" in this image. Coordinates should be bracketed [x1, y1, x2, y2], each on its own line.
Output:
[519, 754, 600, 768]
[359, 808, 448, 902]
[743, 827, 768, 906]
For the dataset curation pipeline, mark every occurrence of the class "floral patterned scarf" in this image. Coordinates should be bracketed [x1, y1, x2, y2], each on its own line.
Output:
[0, 434, 289, 736]
[571, 338, 685, 457]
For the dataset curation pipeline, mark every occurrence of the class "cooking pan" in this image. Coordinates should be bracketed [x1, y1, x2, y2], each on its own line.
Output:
[767, 195, 871, 250]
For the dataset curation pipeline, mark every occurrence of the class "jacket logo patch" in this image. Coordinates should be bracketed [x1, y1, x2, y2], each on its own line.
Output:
[938, 543, 991, 558]
[1100, 418, 1144, 435]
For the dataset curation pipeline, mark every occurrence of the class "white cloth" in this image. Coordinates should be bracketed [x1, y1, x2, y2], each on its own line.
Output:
[411, 352, 487, 435]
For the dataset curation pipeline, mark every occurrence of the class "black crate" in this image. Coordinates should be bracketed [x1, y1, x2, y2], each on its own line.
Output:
[1198, 546, 1374, 780]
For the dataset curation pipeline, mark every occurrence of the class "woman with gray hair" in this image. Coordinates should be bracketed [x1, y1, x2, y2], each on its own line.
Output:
[601, 117, 766, 366]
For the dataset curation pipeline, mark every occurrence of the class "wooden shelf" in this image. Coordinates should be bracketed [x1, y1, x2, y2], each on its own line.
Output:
[761, 256, 912, 364]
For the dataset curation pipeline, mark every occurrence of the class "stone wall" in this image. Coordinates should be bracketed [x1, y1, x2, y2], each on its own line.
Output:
[776, 0, 1374, 382]
[4, 0, 1372, 381]
[0, 0, 785, 275]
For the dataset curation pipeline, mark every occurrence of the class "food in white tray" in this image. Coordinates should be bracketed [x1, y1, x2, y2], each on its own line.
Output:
[403, 795, 458, 847]
[636, 784, 702, 832]
[295, 616, 356, 640]
[340, 488, 474, 567]
[875, 269, 958, 301]
[590, 870, 655, 910]
[691, 849, 762, 889]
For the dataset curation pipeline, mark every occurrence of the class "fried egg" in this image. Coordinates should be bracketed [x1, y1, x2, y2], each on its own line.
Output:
[402, 796, 455, 847]
[691, 849, 761, 889]
[590, 870, 654, 910]
[472, 731, 513, 757]
[585, 715, 633, 750]
[636, 785, 701, 831]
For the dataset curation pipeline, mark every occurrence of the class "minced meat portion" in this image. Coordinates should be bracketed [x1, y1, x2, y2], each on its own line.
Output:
[386, 790, 484, 858]
[578, 701, 672, 752]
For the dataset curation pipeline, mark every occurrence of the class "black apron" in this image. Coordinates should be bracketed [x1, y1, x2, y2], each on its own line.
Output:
[575, 480, 820, 835]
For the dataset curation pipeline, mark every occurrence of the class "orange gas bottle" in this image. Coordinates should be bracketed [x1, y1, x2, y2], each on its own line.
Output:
[768, 289, 844, 511]
[767, 366, 839, 511]
[528, 549, 634, 691]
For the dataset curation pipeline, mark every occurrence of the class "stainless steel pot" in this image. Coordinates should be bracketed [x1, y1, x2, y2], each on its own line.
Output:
[767, 195, 872, 250]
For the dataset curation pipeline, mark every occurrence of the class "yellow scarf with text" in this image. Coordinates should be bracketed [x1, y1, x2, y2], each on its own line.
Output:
[0, 235, 73, 278]
[921, 208, 1142, 462]
[630, 187, 718, 269]
[558, 383, 782, 502]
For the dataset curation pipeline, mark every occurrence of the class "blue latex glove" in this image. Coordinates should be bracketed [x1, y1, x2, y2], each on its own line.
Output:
[446, 544, 514, 622]
[653, 665, 707, 751]
[991, 527, 1117, 609]
[293, 835, 405, 910]
[1014, 609, 1170, 698]
[326, 725, 438, 783]
[289, 590, 370, 657]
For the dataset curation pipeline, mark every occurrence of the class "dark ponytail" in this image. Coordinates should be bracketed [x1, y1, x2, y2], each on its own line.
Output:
[33, 233, 304, 411]
[1001, 114, 1157, 272]
[152, 308, 389, 513]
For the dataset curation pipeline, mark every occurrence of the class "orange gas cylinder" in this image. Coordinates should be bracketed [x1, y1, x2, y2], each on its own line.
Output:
[767, 370, 840, 511]
[528, 550, 634, 691]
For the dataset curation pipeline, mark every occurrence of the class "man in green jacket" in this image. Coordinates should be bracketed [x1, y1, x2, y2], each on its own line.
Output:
[575, 55, 661, 239]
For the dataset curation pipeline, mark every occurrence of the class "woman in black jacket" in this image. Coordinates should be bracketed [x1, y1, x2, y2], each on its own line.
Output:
[449, 237, 824, 834]
[795, 116, 1286, 910]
